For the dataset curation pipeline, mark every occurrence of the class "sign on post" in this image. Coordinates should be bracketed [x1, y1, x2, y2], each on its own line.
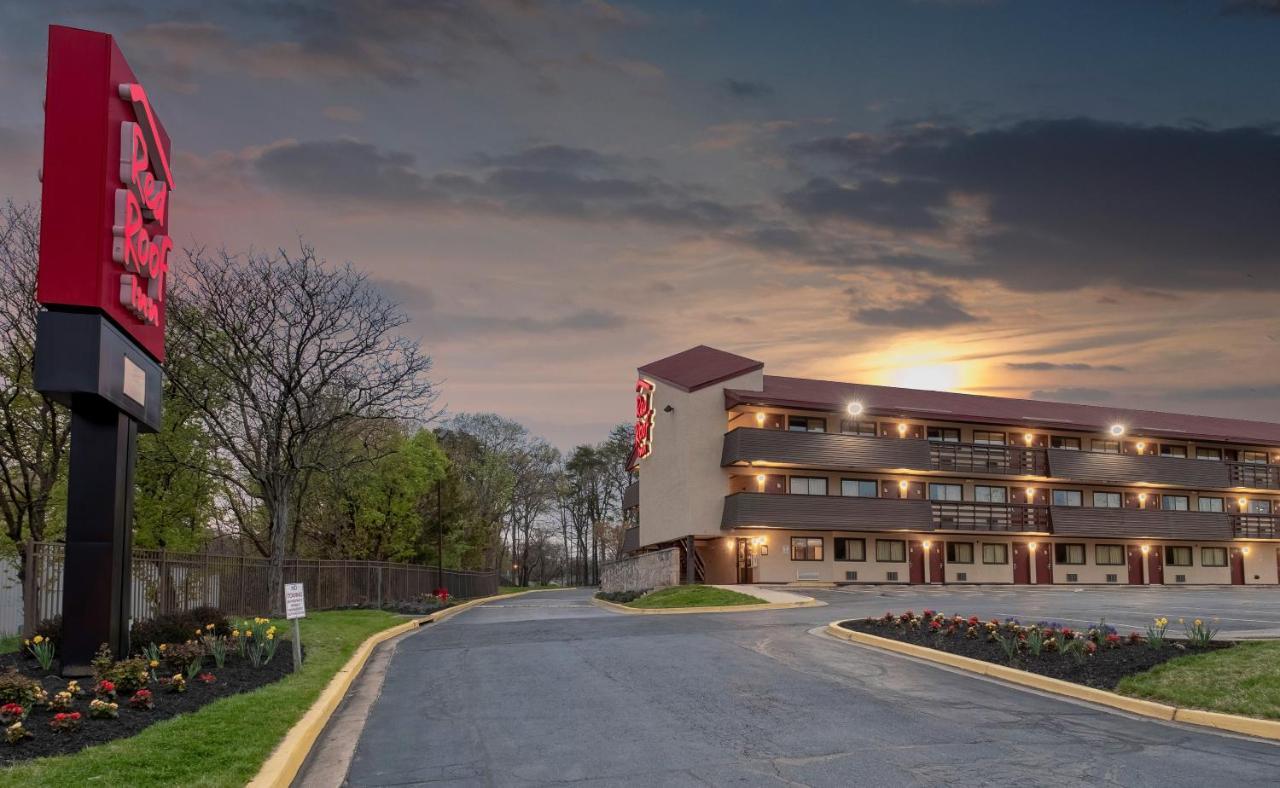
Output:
[284, 583, 305, 671]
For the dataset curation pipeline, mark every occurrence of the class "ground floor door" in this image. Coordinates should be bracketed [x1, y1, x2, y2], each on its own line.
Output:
[1034, 546, 1053, 584]
[1127, 545, 1145, 584]
[1012, 542, 1030, 584]
[735, 538, 755, 584]
[928, 542, 945, 584]
[1147, 548, 1165, 585]
[1230, 547, 1246, 585]
[908, 540, 926, 584]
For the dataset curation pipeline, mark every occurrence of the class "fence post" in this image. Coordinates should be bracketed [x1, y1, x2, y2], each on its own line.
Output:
[21, 541, 36, 637]
[376, 566, 383, 610]
[158, 549, 169, 616]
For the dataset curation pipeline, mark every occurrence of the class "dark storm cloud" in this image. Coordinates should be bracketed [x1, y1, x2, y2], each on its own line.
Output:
[1006, 361, 1127, 372]
[789, 118, 1280, 291]
[254, 139, 749, 230]
[430, 308, 627, 337]
[1221, 0, 1280, 15]
[722, 78, 773, 99]
[850, 289, 980, 329]
[1030, 387, 1113, 402]
[1166, 383, 1280, 400]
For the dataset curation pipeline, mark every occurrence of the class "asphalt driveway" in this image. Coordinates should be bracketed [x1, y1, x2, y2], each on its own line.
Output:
[340, 587, 1280, 787]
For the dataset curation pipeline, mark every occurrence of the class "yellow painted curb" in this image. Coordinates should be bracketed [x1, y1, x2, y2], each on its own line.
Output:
[249, 591, 539, 788]
[825, 623, 1280, 741]
[592, 595, 824, 615]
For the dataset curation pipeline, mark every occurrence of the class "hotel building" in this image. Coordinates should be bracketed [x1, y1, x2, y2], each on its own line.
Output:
[622, 346, 1280, 587]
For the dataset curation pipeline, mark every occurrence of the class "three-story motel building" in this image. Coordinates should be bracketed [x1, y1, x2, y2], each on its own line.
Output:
[622, 346, 1280, 587]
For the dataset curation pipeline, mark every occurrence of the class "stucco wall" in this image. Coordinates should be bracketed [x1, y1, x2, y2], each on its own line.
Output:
[600, 547, 681, 593]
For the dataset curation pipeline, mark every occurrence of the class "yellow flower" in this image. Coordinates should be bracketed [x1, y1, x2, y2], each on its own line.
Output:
[149, 660, 159, 668]
[159, 644, 167, 651]
[32, 636, 43, 645]
[231, 629, 240, 637]
[266, 632, 274, 640]
[1194, 619, 1203, 627]
[205, 623, 214, 630]
[22, 640, 29, 647]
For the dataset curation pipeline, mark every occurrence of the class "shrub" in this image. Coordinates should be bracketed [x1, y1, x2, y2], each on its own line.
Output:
[48, 711, 81, 733]
[4, 722, 30, 744]
[130, 607, 230, 648]
[162, 674, 186, 694]
[160, 641, 204, 677]
[596, 590, 647, 604]
[102, 658, 150, 693]
[129, 689, 153, 710]
[0, 704, 26, 725]
[47, 691, 74, 712]
[32, 615, 62, 649]
[0, 672, 44, 707]
[88, 699, 119, 719]
[95, 680, 116, 701]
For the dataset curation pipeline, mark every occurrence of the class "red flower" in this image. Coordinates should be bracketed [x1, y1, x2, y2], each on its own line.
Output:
[967, 616, 980, 626]
[197, 672, 216, 684]
[1085, 641, 1098, 654]
[98, 680, 115, 692]
[1, 703, 23, 714]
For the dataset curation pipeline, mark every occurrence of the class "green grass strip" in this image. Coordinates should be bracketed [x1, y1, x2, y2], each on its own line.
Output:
[0, 609, 402, 787]
[1117, 640, 1280, 720]
[626, 585, 764, 609]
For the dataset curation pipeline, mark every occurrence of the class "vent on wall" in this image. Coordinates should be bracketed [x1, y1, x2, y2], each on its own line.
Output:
[845, 571, 858, 581]
[1066, 573, 1078, 583]
[1106, 574, 1118, 583]
[797, 571, 820, 581]
[886, 571, 899, 582]
[1175, 574, 1187, 583]
[956, 572, 967, 582]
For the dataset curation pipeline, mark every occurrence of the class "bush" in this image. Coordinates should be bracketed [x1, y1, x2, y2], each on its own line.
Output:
[102, 658, 150, 693]
[160, 641, 204, 676]
[32, 616, 62, 649]
[0, 672, 44, 708]
[130, 607, 230, 648]
[596, 590, 648, 604]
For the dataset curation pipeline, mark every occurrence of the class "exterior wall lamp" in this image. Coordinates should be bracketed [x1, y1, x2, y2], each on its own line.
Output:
[1138, 492, 1148, 508]
[1025, 488, 1036, 502]
[1023, 433, 1034, 446]
[897, 423, 908, 437]
[1028, 542, 1038, 552]
[1140, 545, 1150, 555]
[898, 480, 910, 497]
[1243, 546, 1252, 556]
[847, 402, 864, 417]
[1238, 497, 1248, 510]
[756, 412, 766, 426]
[1109, 424, 1126, 437]
[755, 473, 767, 491]
[1136, 441, 1146, 454]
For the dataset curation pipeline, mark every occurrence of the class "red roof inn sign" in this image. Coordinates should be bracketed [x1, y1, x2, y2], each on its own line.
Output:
[33, 26, 170, 671]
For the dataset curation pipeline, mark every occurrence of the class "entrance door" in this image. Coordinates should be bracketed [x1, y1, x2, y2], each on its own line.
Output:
[735, 538, 755, 584]
[908, 540, 926, 584]
[1127, 546, 1145, 584]
[1034, 546, 1053, 584]
[1230, 547, 1246, 585]
[1012, 542, 1030, 584]
[1147, 548, 1164, 585]
[928, 542, 945, 584]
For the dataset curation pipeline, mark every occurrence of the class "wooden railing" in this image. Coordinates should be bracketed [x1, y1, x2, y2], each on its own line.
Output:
[930, 501, 1051, 532]
[1232, 514, 1280, 539]
[1227, 462, 1280, 490]
[929, 442, 1048, 476]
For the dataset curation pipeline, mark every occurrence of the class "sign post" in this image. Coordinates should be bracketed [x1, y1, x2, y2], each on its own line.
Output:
[284, 583, 306, 671]
[34, 25, 173, 673]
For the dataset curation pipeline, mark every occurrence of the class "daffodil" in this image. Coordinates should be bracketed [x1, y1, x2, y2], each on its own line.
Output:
[32, 636, 43, 645]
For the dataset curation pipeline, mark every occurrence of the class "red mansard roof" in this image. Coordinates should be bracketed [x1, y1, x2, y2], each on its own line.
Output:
[637, 345, 763, 392]
[725, 374, 1280, 446]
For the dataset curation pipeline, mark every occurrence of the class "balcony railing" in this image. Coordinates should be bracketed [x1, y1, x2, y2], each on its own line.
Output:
[721, 427, 931, 472]
[930, 501, 1050, 532]
[1051, 506, 1233, 541]
[929, 442, 1047, 476]
[721, 492, 935, 532]
[1227, 463, 1280, 490]
[1232, 514, 1280, 539]
[1046, 448, 1231, 489]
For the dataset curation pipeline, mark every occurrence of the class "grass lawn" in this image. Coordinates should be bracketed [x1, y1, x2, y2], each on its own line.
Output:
[497, 584, 561, 595]
[1117, 641, 1280, 720]
[0, 634, 18, 655]
[0, 609, 402, 787]
[626, 585, 764, 609]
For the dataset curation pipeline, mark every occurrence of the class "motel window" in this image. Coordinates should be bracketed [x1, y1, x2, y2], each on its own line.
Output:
[974, 485, 1007, 504]
[927, 427, 960, 443]
[1248, 499, 1273, 514]
[973, 431, 1006, 445]
[1052, 490, 1083, 507]
[1092, 439, 1121, 454]
[790, 537, 824, 561]
[928, 483, 963, 502]
[1161, 495, 1190, 511]
[876, 539, 906, 562]
[1165, 546, 1193, 567]
[1198, 497, 1224, 513]
[1241, 450, 1269, 465]
[789, 477, 828, 496]
[1196, 447, 1223, 461]
[1055, 543, 1086, 565]
[1093, 491, 1122, 509]
[1159, 444, 1187, 458]
[834, 538, 865, 562]
[788, 416, 826, 433]
[1095, 544, 1125, 566]
[841, 479, 878, 498]
[1201, 547, 1228, 567]
[946, 542, 974, 564]
[1050, 436, 1081, 450]
[841, 420, 877, 436]
[982, 543, 1009, 564]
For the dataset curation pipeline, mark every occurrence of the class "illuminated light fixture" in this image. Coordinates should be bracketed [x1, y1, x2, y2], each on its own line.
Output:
[898, 480, 909, 492]
[755, 412, 766, 426]
[922, 540, 932, 549]
[1028, 542, 1038, 552]
[897, 423, 908, 436]
[1238, 497, 1248, 510]
[1243, 546, 1252, 556]
[1136, 441, 1146, 454]
[1023, 432, 1034, 446]
[846, 402, 865, 417]
[1138, 492, 1148, 508]
[1025, 488, 1036, 501]
[755, 473, 767, 491]
[1109, 424, 1126, 437]
[1141, 544, 1150, 554]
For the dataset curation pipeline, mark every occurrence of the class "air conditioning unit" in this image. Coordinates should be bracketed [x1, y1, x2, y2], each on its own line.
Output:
[886, 571, 899, 582]
[956, 572, 967, 581]
[797, 571, 820, 581]
[1175, 574, 1187, 583]
[1106, 574, 1118, 583]
[1066, 573, 1078, 583]
[845, 571, 858, 581]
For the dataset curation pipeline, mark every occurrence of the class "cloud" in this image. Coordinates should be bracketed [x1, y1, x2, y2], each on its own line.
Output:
[1030, 387, 1113, 402]
[428, 308, 626, 337]
[323, 105, 364, 123]
[789, 118, 1280, 291]
[1006, 361, 1126, 372]
[1221, 0, 1280, 15]
[851, 289, 980, 329]
[256, 139, 443, 203]
[722, 78, 773, 99]
[1166, 383, 1280, 400]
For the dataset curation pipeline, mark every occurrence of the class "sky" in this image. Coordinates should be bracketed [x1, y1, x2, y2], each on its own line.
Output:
[2, 0, 1279, 449]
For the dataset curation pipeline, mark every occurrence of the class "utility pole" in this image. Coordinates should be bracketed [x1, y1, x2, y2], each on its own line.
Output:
[435, 479, 444, 594]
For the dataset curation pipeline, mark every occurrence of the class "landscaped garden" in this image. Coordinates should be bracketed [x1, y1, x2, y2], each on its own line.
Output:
[0, 608, 400, 786]
[841, 610, 1228, 690]
[597, 585, 765, 609]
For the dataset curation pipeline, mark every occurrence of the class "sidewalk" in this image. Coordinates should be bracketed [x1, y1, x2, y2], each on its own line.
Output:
[711, 584, 816, 605]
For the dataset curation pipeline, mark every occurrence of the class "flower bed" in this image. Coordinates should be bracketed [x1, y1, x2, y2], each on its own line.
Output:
[839, 611, 1228, 690]
[0, 615, 297, 765]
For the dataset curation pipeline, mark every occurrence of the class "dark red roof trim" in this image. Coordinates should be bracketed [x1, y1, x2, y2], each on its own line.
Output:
[637, 345, 763, 393]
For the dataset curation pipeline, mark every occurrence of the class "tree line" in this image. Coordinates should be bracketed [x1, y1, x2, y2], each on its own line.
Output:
[0, 202, 634, 610]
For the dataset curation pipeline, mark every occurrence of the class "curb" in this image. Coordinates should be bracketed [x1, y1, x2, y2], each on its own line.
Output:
[248, 590, 539, 788]
[592, 595, 824, 615]
[824, 622, 1280, 742]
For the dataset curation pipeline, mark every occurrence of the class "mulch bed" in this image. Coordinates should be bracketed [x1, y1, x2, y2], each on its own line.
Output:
[839, 618, 1227, 690]
[0, 645, 296, 765]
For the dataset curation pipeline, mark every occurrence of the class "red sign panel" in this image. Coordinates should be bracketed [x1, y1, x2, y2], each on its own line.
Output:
[634, 378, 655, 461]
[37, 25, 173, 362]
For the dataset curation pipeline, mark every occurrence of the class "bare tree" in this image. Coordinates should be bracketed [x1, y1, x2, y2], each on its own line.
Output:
[506, 438, 559, 586]
[169, 245, 435, 612]
[0, 202, 70, 591]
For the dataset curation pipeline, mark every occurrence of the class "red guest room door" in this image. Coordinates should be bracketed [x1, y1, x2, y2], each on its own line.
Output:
[928, 542, 945, 584]
[1147, 548, 1164, 585]
[1012, 542, 1030, 584]
[908, 541, 926, 584]
[1230, 547, 1246, 585]
[1127, 546, 1145, 584]
[1034, 547, 1053, 584]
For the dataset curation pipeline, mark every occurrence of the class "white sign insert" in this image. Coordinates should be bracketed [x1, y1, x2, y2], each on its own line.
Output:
[284, 583, 306, 620]
[122, 355, 146, 405]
